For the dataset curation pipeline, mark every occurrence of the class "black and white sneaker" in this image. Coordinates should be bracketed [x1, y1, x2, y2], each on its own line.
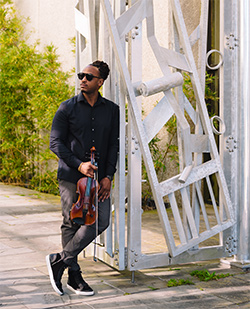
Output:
[46, 253, 67, 295]
[67, 270, 95, 296]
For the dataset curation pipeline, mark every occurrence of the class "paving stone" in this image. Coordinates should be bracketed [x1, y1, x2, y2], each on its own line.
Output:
[196, 275, 250, 305]
[0, 183, 249, 309]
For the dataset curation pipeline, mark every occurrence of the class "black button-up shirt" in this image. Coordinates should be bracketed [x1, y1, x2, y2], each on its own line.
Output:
[50, 92, 119, 184]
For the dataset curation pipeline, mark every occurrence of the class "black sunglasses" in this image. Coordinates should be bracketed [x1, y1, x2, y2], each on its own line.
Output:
[77, 72, 101, 82]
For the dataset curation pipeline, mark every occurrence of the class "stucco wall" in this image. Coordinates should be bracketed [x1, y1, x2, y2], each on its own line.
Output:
[180, 0, 200, 36]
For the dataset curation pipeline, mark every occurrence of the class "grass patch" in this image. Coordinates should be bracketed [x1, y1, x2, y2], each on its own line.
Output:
[190, 269, 233, 281]
[148, 286, 159, 290]
[167, 278, 194, 287]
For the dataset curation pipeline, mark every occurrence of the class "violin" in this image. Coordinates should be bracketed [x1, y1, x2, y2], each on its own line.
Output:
[70, 147, 99, 225]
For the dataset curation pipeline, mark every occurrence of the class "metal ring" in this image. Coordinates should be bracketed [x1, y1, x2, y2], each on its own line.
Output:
[210, 115, 226, 135]
[206, 49, 224, 70]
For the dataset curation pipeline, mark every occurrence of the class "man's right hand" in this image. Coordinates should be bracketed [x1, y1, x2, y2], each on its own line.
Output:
[78, 161, 97, 178]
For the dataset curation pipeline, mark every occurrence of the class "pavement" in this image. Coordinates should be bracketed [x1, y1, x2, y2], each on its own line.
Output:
[0, 182, 249, 309]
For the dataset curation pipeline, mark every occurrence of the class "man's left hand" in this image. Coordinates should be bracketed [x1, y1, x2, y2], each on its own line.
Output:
[98, 177, 111, 202]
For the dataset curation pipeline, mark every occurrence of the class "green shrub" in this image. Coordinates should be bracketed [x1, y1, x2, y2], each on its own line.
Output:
[0, 0, 74, 193]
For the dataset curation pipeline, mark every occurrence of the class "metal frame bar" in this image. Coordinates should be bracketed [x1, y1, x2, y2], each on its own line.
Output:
[76, 0, 241, 271]
[100, 0, 234, 266]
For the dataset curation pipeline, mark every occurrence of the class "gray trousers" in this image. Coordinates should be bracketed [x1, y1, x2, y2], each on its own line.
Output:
[58, 179, 110, 271]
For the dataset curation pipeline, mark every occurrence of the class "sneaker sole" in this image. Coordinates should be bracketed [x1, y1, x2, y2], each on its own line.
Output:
[46, 254, 64, 296]
[67, 283, 95, 296]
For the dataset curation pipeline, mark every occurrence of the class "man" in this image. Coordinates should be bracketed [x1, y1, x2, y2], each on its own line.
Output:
[46, 60, 119, 296]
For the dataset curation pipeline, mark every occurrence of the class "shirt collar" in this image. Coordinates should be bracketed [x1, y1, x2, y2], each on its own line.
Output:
[77, 91, 105, 106]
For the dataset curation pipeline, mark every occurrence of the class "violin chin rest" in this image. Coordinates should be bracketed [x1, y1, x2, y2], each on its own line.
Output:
[72, 217, 86, 225]
[70, 209, 88, 225]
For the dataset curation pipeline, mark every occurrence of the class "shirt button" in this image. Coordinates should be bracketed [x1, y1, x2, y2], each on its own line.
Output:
[92, 140, 95, 143]
[92, 117, 94, 120]
[92, 128, 95, 131]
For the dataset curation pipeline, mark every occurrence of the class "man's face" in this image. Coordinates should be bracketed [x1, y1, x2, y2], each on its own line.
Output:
[79, 65, 104, 94]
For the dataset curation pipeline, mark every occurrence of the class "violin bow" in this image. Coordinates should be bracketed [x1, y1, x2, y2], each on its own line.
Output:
[93, 157, 98, 262]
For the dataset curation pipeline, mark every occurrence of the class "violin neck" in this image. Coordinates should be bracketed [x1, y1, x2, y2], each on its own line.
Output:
[83, 146, 98, 203]
[85, 177, 92, 198]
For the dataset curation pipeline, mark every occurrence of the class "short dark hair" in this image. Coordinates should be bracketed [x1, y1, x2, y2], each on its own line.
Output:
[91, 60, 110, 80]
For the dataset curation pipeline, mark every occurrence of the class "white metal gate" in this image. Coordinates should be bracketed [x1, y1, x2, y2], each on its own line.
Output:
[75, 0, 236, 271]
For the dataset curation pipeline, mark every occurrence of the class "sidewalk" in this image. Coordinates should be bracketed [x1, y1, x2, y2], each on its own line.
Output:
[0, 182, 249, 309]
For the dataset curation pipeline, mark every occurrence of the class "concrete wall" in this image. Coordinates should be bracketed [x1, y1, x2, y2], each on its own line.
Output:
[14, 0, 200, 80]
[14, 0, 76, 74]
